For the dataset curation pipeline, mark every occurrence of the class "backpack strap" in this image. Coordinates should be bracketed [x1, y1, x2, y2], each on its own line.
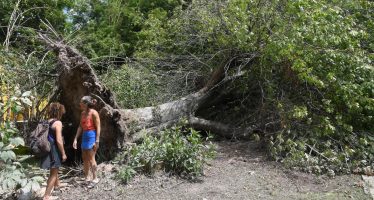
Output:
[48, 119, 58, 141]
[48, 119, 59, 163]
[49, 119, 57, 126]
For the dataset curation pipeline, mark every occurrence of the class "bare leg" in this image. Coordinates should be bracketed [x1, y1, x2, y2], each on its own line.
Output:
[54, 173, 60, 187]
[54, 172, 68, 188]
[82, 151, 90, 181]
[89, 149, 98, 181]
[44, 168, 58, 200]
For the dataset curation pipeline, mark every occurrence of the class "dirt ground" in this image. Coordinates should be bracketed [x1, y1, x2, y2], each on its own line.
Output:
[53, 141, 369, 200]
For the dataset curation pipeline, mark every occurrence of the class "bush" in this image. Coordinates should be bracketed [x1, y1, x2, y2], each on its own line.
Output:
[135, 0, 374, 175]
[0, 88, 43, 197]
[116, 165, 136, 184]
[116, 125, 216, 183]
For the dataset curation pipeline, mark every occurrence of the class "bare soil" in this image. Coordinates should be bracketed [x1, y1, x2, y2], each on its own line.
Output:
[54, 141, 369, 200]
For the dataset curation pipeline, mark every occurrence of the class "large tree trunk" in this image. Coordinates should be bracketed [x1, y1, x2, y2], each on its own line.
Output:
[39, 34, 253, 160]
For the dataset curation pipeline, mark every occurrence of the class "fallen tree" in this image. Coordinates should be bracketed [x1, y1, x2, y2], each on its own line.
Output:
[38, 33, 256, 159]
[35, 0, 374, 175]
[4, 0, 370, 176]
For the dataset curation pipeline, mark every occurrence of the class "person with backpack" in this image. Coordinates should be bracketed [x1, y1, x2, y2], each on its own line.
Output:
[73, 96, 101, 188]
[40, 102, 67, 200]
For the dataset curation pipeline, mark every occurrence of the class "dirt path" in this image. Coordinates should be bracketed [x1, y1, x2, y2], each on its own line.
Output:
[54, 141, 369, 200]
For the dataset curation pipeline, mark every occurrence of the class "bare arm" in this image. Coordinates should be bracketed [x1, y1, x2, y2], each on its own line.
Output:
[54, 121, 67, 161]
[73, 123, 82, 150]
[74, 126, 83, 141]
[92, 110, 101, 151]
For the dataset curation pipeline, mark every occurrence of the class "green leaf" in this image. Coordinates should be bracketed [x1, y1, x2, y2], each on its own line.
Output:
[21, 182, 32, 193]
[2, 144, 15, 151]
[12, 162, 22, 168]
[0, 151, 16, 162]
[21, 91, 31, 97]
[10, 96, 18, 101]
[6, 179, 16, 190]
[31, 181, 40, 191]
[14, 87, 21, 96]
[20, 97, 32, 107]
[12, 105, 23, 113]
[20, 179, 27, 187]
[31, 176, 44, 183]
[9, 137, 24, 147]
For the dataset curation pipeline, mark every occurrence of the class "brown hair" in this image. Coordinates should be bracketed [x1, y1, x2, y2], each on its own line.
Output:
[47, 102, 66, 120]
[81, 96, 97, 109]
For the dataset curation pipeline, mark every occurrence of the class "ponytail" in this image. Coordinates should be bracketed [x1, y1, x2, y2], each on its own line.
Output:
[81, 96, 97, 109]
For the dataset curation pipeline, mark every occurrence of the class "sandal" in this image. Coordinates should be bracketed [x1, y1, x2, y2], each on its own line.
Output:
[92, 178, 100, 184]
[86, 179, 100, 189]
[43, 195, 59, 200]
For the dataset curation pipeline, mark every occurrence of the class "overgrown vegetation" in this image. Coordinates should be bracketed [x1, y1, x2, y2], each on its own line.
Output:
[100, 65, 160, 108]
[0, 47, 53, 197]
[0, 0, 372, 189]
[132, 0, 373, 174]
[115, 125, 216, 183]
[0, 87, 43, 197]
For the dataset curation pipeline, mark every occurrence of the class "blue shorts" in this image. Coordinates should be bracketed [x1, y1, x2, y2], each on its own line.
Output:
[81, 130, 96, 150]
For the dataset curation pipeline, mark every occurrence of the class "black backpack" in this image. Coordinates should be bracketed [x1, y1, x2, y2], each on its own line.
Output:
[29, 120, 55, 157]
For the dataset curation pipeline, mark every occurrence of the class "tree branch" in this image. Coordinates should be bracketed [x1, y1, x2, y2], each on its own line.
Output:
[188, 116, 254, 139]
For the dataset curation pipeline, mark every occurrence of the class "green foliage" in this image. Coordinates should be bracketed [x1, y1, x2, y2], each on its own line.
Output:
[0, 53, 51, 129]
[0, 47, 56, 197]
[1, 0, 372, 176]
[116, 165, 136, 184]
[262, 0, 374, 173]
[0, 0, 72, 48]
[135, 8, 169, 58]
[67, 0, 184, 59]
[0, 138, 42, 197]
[0, 89, 43, 197]
[100, 64, 160, 108]
[136, 0, 374, 174]
[116, 125, 216, 183]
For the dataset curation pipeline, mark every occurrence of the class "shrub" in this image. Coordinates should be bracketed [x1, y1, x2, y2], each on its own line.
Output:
[135, 0, 374, 175]
[116, 125, 216, 183]
[116, 165, 137, 184]
[0, 88, 43, 197]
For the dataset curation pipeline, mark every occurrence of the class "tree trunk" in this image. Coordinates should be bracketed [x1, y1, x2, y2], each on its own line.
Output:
[39, 34, 252, 160]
